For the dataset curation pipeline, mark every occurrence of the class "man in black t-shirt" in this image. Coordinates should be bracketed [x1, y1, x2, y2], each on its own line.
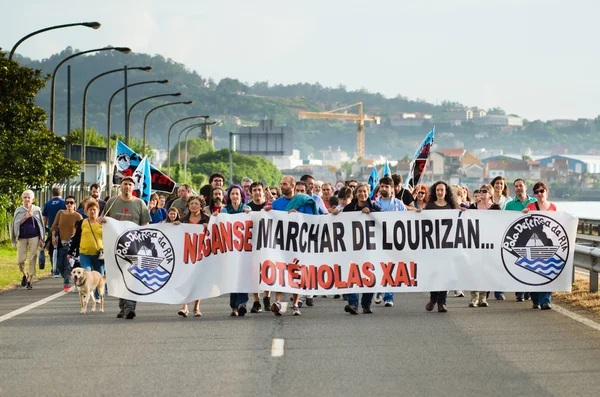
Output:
[392, 174, 414, 207]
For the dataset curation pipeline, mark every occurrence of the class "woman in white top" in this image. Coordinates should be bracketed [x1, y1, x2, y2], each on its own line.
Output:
[490, 176, 511, 210]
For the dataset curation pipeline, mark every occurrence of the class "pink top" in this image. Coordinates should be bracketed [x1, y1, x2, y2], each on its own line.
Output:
[526, 202, 557, 212]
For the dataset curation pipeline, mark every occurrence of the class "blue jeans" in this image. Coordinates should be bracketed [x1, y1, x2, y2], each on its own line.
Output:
[530, 292, 552, 305]
[230, 293, 249, 308]
[348, 293, 374, 308]
[80, 254, 105, 299]
[383, 292, 394, 302]
[56, 246, 71, 286]
[429, 291, 447, 305]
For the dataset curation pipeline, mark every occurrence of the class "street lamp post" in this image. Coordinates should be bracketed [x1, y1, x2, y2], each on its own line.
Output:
[142, 101, 193, 157]
[9, 22, 101, 61]
[184, 124, 204, 180]
[106, 80, 169, 189]
[80, 66, 151, 190]
[50, 46, 131, 133]
[166, 116, 209, 176]
[177, 123, 203, 170]
[127, 93, 182, 141]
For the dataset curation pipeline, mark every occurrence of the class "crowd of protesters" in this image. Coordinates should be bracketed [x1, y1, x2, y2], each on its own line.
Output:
[11, 171, 558, 319]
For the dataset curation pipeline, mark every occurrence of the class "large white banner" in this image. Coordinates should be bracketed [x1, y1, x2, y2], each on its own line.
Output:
[103, 210, 578, 304]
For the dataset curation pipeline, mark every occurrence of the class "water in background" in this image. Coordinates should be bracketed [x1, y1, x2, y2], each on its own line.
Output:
[554, 201, 599, 219]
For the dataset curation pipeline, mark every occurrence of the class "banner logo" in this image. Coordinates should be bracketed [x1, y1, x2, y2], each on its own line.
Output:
[501, 215, 569, 285]
[114, 229, 175, 295]
[116, 153, 131, 171]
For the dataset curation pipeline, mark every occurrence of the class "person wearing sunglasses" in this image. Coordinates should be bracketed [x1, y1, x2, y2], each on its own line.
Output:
[522, 181, 557, 311]
[51, 196, 83, 292]
[411, 184, 429, 210]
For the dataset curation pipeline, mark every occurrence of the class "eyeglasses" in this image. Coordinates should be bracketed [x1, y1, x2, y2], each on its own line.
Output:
[479, 189, 488, 194]
[243, 185, 251, 189]
[534, 189, 545, 194]
[417, 191, 425, 195]
[66, 201, 75, 205]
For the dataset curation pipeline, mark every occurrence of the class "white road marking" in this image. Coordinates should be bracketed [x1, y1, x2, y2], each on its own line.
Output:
[0, 291, 68, 324]
[281, 302, 288, 312]
[271, 338, 285, 357]
[554, 304, 600, 332]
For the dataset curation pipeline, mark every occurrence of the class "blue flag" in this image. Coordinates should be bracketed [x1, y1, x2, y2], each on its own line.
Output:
[132, 156, 152, 205]
[383, 159, 391, 177]
[97, 167, 105, 191]
[367, 167, 379, 199]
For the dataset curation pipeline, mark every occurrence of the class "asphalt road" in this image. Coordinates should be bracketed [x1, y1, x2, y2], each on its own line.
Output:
[2, 278, 600, 397]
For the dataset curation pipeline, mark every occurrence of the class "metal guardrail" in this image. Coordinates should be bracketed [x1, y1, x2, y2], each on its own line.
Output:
[575, 217, 600, 293]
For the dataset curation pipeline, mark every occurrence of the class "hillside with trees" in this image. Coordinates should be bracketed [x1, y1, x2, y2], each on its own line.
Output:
[13, 49, 600, 160]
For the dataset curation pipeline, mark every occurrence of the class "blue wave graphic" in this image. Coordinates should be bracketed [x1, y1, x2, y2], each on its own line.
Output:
[128, 264, 170, 289]
[515, 256, 564, 279]
[129, 268, 169, 280]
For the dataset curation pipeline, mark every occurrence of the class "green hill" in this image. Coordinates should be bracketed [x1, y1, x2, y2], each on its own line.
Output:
[13, 48, 600, 159]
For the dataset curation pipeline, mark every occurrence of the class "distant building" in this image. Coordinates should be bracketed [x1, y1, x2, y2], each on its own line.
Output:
[423, 152, 445, 180]
[537, 155, 600, 174]
[474, 115, 524, 127]
[485, 159, 530, 181]
[550, 119, 577, 128]
[389, 112, 432, 127]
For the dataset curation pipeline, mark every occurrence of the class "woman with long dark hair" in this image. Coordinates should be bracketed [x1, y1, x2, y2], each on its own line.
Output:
[522, 181, 557, 310]
[416, 181, 457, 312]
[490, 176, 511, 210]
[337, 183, 381, 315]
[219, 185, 252, 316]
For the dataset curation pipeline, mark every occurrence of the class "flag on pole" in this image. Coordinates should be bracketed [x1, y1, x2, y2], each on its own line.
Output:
[97, 167, 105, 191]
[383, 159, 391, 177]
[112, 139, 175, 193]
[367, 166, 379, 199]
[132, 156, 152, 205]
[405, 127, 435, 189]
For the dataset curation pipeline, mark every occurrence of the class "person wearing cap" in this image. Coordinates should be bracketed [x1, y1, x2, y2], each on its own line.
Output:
[99, 176, 151, 320]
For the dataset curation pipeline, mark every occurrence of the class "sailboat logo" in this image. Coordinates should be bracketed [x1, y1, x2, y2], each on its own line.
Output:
[114, 228, 175, 295]
[501, 215, 569, 286]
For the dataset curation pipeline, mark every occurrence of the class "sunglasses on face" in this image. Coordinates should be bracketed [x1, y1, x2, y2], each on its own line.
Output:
[417, 191, 425, 195]
[534, 189, 545, 194]
[479, 189, 488, 194]
[349, 185, 357, 189]
[66, 201, 75, 205]
[271, 191, 278, 195]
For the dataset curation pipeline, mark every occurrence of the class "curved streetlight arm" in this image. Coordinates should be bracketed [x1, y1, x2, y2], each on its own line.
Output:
[50, 46, 131, 132]
[142, 101, 193, 156]
[80, 65, 149, 191]
[127, 92, 182, 135]
[9, 22, 101, 60]
[177, 124, 204, 167]
[184, 125, 204, 180]
[167, 115, 210, 176]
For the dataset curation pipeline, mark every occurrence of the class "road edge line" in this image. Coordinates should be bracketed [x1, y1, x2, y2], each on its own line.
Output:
[0, 291, 67, 324]
[554, 304, 600, 332]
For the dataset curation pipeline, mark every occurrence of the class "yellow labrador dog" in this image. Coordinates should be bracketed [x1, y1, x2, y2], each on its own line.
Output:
[71, 268, 106, 314]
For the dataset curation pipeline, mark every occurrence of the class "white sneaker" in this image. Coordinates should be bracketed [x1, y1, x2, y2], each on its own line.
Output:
[374, 293, 383, 304]
[292, 305, 301, 316]
[384, 301, 394, 307]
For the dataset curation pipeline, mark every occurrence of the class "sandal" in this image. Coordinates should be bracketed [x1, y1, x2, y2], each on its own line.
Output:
[194, 309, 202, 317]
[178, 308, 189, 318]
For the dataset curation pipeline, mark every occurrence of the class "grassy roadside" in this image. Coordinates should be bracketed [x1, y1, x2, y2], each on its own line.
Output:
[0, 242, 51, 292]
[554, 273, 600, 316]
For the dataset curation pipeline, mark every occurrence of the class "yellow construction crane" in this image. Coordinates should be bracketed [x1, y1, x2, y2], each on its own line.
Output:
[298, 102, 380, 158]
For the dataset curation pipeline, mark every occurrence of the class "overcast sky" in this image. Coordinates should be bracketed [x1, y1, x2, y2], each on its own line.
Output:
[2, 0, 597, 121]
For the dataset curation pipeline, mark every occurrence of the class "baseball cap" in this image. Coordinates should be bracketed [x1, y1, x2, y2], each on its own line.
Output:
[121, 176, 135, 183]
